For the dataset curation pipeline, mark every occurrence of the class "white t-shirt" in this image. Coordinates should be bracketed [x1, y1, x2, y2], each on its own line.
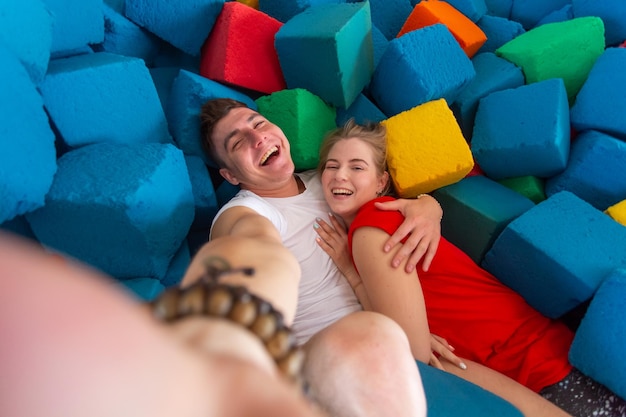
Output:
[211, 170, 362, 345]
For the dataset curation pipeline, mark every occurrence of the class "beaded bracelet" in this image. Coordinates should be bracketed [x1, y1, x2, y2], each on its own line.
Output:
[147, 257, 305, 386]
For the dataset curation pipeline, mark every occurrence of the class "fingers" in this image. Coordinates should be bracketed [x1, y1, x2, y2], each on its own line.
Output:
[420, 238, 440, 272]
[430, 334, 467, 371]
[384, 221, 414, 257]
[374, 199, 402, 212]
[429, 354, 445, 371]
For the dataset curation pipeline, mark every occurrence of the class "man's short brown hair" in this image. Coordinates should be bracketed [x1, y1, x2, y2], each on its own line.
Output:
[199, 98, 250, 168]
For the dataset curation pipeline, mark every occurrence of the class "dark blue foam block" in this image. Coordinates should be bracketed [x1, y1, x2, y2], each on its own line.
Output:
[258, 0, 330, 23]
[125, 0, 224, 56]
[471, 78, 570, 180]
[510, 0, 570, 29]
[161, 240, 192, 288]
[535, 4, 573, 26]
[442, 0, 488, 22]
[336, 93, 386, 126]
[546, 130, 626, 211]
[0, 0, 53, 84]
[43, 0, 105, 54]
[26, 143, 195, 280]
[0, 45, 57, 224]
[484, 0, 513, 19]
[371, 24, 389, 68]
[41, 52, 172, 148]
[184, 155, 218, 231]
[433, 175, 535, 265]
[570, 47, 626, 140]
[274, 1, 374, 109]
[416, 362, 523, 417]
[120, 277, 165, 302]
[572, 0, 626, 46]
[569, 269, 626, 400]
[451, 52, 524, 139]
[482, 191, 626, 319]
[362, 0, 414, 40]
[476, 14, 525, 54]
[165, 69, 256, 167]
[370, 24, 475, 117]
[94, 4, 162, 66]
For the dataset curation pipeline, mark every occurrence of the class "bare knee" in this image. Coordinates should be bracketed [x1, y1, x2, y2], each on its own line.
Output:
[308, 311, 411, 362]
[302, 312, 426, 417]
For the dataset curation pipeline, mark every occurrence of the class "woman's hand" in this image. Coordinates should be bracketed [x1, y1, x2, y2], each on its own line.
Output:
[314, 215, 371, 309]
[313, 214, 354, 278]
[375, 195, 442, 273]
[429, 334, 467, 371]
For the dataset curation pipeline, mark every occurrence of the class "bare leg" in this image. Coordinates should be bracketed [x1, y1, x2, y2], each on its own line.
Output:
[0, 232, 321, 417]
[302, 311, 427, 417]
[440, 358, 572, 417]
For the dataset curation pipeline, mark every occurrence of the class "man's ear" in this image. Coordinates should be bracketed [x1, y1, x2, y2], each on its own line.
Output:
[219, 168, 240, 186]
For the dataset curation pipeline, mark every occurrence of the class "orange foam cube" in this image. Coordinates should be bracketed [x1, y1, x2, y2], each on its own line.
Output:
[397, 0, 487, 57]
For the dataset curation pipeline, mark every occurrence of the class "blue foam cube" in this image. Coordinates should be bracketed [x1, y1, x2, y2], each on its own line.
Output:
[336, 93, 386, 126]
[26, 143, 195, 280]
[184, 155, 218, 231]
[482, 191, 626, 318]
[452, 52, 524, 139]
[417, 361, 523, 417]
[484, 0, 512, 18]
[546, 130, 626, 211]
[120, 277, 165, 301]
[0, 46, 57, 223]
[366, 0, 414, 40]
[0, 0, 53, 84]
[441, 0, 488, 22]
[471, 78, 570, 180]
[42, 0, 105, 54]
[275, 1, 374, 108]
[93, 4, 162, 66]
[572, 0, 626, 46]
[569, 269, 626, 400]
[476, 14, 525, 54]
[570, 47, 626, 141]
[40, 52, 172, 148]
[509, 0, 570, 29]
[125, 0, 224, 56]
[370, 24, 475, 117]
[161, 240, 192, 288]
[433, 175, 535, 265]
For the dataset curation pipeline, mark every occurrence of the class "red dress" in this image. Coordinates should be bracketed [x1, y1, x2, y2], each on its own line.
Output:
[348, 197, 573, 392]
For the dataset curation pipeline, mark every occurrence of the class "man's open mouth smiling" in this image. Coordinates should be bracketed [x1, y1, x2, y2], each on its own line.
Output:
[260, 146, 279, 166]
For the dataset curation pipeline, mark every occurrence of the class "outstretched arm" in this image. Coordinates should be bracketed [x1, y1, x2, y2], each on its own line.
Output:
[0, 232, 319, 417]
[182, 205, 301, 326]
[375, 194, 442, 273]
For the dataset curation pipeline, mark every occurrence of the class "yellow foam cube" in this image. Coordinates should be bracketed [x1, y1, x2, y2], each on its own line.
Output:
[606, 199, 626, 226]
[236, 0, 258, 9]
[382, 98, 474, 197]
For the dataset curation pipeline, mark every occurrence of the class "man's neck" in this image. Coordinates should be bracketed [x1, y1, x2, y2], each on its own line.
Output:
[243, 174, 305, 198]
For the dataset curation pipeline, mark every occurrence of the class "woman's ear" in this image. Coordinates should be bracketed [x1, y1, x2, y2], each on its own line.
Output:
[219, 168, 240, 186]
[380, 171, 389, 192]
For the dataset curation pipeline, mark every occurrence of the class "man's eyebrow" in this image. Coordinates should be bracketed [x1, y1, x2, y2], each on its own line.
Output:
[223, 112, 261, 151]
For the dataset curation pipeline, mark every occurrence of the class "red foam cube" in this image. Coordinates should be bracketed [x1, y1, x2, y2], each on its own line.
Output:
[200, 2, 286, 94]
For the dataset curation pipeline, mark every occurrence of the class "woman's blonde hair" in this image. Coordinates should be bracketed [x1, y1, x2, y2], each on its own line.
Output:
[318, 119, 393, 196]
